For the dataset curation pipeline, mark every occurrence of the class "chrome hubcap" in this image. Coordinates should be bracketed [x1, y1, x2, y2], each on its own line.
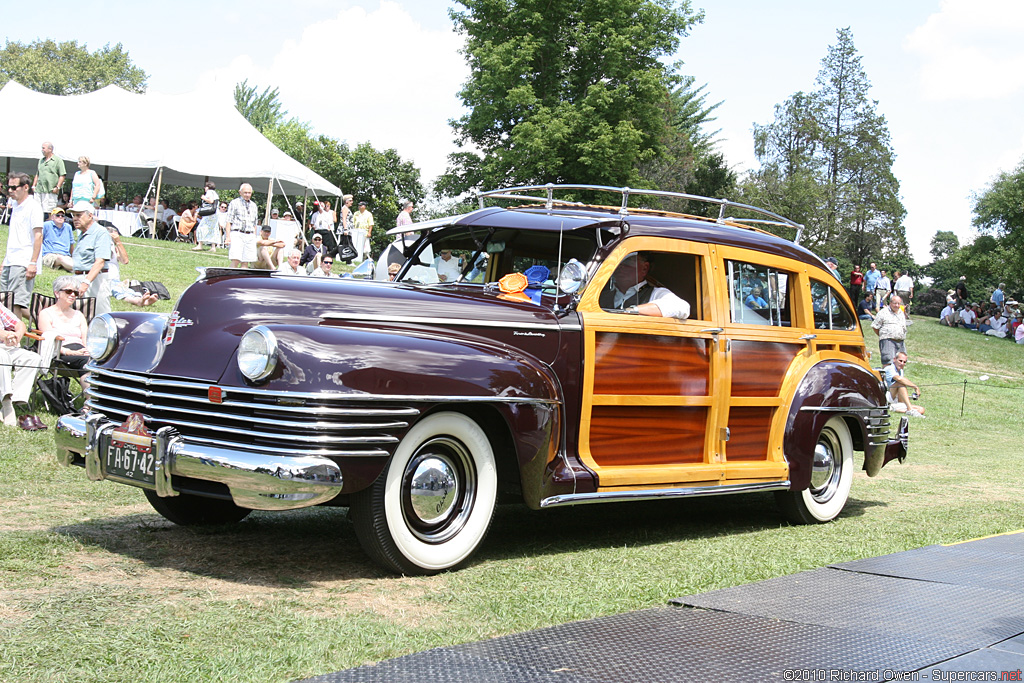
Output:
[809, 430, 841, 503]
[401, 437, 476, 544]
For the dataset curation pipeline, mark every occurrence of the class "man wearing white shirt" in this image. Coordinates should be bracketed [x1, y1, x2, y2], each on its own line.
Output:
[276, 248, 305, 276]
[873, 270, 891, 312]
[893, 270, 914, 311]
[310, 256, 338, 278]
[1, 173, 44, 320]
[434, 249, 462, 282]
[599, 252, 690, 319]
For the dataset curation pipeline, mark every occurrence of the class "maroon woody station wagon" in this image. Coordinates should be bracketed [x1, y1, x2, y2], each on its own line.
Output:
[56, 185, 908, 575]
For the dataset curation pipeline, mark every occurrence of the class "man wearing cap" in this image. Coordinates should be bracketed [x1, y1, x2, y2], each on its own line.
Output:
[300, 233, 327, 273]
[32, 142, 66, 215]
[226, 183, 260, 267]
[41, 207, 74, 272]
[254, 225, 285, 270]
[353, 201, 374, 262]
[70, 200, 113, 316]
[1, 173, 44, 320]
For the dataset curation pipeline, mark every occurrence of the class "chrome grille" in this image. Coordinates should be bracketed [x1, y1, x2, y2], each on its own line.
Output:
[865, 408, 892, 446]
[85, 366, 419, 458]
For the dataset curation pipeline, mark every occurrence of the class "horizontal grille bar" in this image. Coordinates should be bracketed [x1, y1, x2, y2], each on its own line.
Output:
[86, 366, 415, 458]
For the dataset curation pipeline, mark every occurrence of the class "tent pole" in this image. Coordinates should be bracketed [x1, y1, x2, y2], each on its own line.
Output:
[301, 186, 308, 233]
[266, 177, 273, 225]
[152, 167, 163, 239]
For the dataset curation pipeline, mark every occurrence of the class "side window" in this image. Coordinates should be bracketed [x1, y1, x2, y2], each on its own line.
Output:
[599, 250, 704, 320]
[810, 280, 857, 330]
[727, 260, 791, 326]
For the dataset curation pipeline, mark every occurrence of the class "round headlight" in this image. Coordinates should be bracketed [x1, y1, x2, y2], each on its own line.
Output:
[87, 314, 118, 361]
[557, 259, 589, 294]
[238, 326, 278, 381]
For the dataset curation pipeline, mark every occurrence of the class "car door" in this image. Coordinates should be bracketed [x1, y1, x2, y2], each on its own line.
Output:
[575, 237, 729, 489]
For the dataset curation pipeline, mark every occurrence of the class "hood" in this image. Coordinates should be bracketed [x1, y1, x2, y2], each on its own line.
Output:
[113, 271, 566, 381]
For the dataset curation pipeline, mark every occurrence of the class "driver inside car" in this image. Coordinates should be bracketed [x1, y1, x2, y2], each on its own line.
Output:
[599, 252, 690, 319]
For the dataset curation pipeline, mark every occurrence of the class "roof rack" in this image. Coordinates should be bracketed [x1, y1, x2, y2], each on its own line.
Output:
[477, 184, 805, 244]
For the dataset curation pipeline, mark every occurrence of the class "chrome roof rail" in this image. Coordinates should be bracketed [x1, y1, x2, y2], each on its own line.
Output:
[477, 184, 805, 244]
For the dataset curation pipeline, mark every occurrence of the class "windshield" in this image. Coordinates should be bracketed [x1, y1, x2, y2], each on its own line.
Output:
[394, 225, 614, 287]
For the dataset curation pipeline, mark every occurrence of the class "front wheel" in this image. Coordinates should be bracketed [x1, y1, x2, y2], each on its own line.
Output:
[776, 416, 854, 524]
[144, 489, 252, 526]
[350, 412, 498, 575]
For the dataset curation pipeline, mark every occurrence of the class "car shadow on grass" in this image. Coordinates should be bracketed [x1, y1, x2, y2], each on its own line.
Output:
[474, 492, 885, 565]
[50, 492, 886, 584]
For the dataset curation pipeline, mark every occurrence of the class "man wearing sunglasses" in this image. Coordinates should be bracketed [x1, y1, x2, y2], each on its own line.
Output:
[1, 173, 44, 321]
[310, 256, 338, 278]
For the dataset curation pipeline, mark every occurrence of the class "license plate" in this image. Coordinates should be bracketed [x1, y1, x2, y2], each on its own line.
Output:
[105, 430, 157, 485]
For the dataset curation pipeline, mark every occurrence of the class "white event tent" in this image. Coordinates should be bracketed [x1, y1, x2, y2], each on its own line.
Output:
[0, 81, 341, 210]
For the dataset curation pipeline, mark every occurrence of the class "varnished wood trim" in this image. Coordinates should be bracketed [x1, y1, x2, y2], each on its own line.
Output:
[593, 332, 710, 396]
[729, 397, 785, 407]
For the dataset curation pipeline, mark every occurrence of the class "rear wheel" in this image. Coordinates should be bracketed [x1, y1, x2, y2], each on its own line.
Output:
[144, 489, 252, 526]
[776, 416, 853, 524]
[350, 412, 497, 575]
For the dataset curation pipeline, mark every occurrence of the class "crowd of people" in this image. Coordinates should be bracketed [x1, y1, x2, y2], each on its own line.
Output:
[936, 281, 1024, 343]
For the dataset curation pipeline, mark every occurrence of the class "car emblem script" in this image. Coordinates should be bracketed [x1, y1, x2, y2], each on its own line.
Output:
[164, 311, 194, 345]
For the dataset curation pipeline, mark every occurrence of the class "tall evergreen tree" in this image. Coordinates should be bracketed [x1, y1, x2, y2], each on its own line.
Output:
[745, 29, 906, 265]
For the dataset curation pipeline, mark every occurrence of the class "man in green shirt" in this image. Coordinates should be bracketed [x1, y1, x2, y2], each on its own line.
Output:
[32, 141, 66, 215]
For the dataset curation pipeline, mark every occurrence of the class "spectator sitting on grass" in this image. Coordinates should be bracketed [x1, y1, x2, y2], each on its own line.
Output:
[105, 227, 158, 307]
[959, 303, 978, 330]
[979, 307, 1007, 338]
[938, 301, 958, 326]
[857, 292, 874, 320]
[41, 207, 74, 272]
[883, 351, 925, 417]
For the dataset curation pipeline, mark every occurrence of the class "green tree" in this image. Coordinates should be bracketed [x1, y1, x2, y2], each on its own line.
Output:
[746, 29, 906, 267]
[0, 39, 147, 94]
[970, 158, 1024, 293]
[441, 0, 703, 195]
[234, 79, 287, 133]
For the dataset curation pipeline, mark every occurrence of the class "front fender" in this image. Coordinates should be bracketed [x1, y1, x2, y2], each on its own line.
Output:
[783, 361, 897, 490]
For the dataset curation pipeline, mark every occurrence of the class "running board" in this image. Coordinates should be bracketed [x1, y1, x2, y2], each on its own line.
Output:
[539, 481, 791, 508]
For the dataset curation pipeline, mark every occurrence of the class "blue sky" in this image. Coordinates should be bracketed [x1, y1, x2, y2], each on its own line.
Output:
[7, 0, 1024, 263]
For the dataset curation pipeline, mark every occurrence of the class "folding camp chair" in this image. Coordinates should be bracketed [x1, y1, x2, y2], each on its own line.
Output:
[27, 292, 97, 414]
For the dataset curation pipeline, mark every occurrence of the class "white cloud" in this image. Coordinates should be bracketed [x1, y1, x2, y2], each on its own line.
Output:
[905, 0, 1024, 100]
[194, 2, 467, 183]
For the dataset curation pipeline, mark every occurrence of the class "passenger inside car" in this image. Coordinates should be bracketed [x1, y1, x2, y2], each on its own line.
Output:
[598, 252, 690, 319]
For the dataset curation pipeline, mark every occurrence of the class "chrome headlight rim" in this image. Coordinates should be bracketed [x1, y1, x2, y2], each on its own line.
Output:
[86, 313, 118, 361]
[557, 258, 588, 295]
[238, 325, 279, 382]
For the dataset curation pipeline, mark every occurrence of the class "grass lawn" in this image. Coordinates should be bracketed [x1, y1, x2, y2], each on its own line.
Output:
[2, 230, 1024, 681]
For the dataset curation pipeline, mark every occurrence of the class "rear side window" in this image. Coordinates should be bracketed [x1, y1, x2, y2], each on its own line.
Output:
[810, 280, 857, 330]
[727, 260, 791, 326]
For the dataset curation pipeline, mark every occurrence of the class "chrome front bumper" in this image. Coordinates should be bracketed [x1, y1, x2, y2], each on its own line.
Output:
[55, 412, 344, 510]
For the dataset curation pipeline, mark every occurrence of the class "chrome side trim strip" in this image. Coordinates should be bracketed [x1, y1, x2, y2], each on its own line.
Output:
[799, 405, 888, 413]
[87, 366, 559, 405]
[321, 312, 563, 332]
[539, 481, 791, 508]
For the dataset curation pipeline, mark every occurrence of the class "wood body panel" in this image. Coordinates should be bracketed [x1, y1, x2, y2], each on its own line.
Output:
[730, 341, 800, 397]
[593, 333, 709, 396]
[589, 406, 708, 467]
[725, 407, 774, 461]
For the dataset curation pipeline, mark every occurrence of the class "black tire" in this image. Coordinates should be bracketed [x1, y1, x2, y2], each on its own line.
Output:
[144, 489, 252, 526]
[775, 416, 854, 524]
[350, 412, 497, 575]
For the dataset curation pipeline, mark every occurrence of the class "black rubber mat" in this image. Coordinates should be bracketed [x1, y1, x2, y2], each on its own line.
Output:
[674, 567, 1024, 649]
[301, 532, 1024, 682]
[299, 607, 966, 683]
[831, 543, 1024, 593]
